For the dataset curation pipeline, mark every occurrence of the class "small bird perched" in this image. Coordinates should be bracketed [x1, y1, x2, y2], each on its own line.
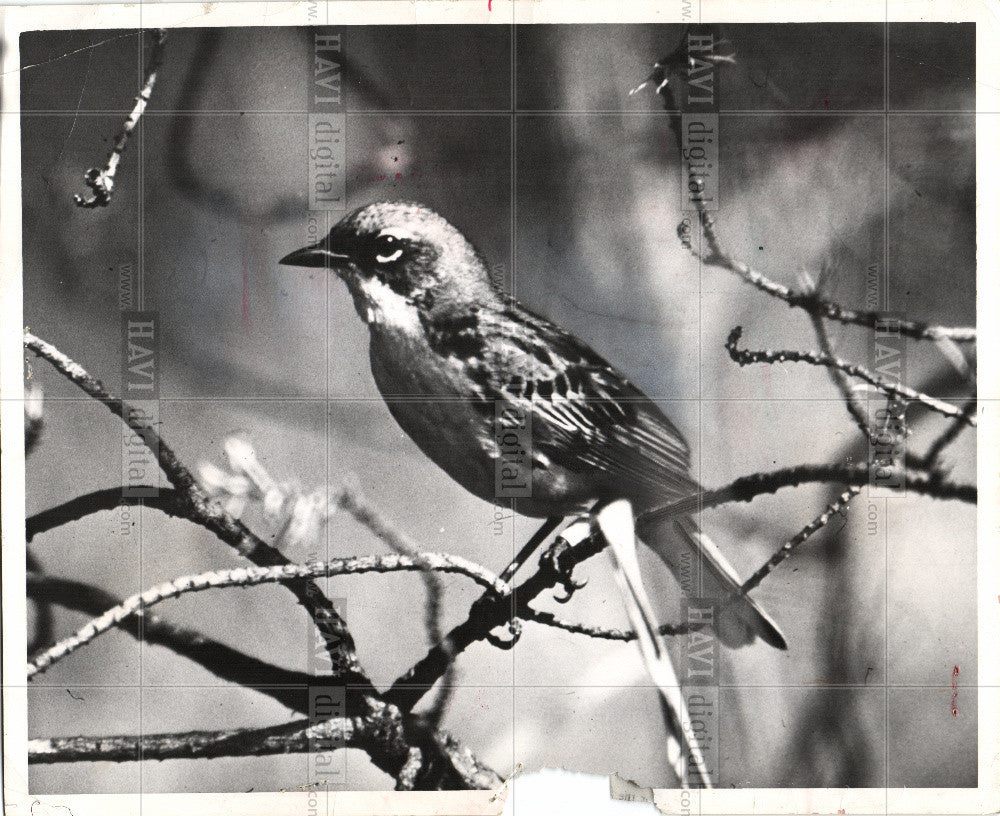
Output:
[280, 201, 785, 652]
[282, 200, 786, 787]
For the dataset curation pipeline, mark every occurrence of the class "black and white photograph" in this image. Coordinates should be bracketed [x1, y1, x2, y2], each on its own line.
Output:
[1, 2, 996, 813]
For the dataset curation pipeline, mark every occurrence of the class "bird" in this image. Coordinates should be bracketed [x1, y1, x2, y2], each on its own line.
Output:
[281, 200, 788, 787]
[279, 201, 786, 653]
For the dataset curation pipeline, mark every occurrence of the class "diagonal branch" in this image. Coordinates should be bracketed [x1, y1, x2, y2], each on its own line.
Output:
[386, 459, 974, 711]
[807, 307, 880, 445]
[738, 486, 863, 596]
[334, 488, 457, 730]
[915, 398, 977, 466]
[28, 573, 316, 708]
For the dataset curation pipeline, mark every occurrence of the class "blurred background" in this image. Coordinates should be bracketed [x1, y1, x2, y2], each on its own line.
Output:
[21, 23, 976, 792]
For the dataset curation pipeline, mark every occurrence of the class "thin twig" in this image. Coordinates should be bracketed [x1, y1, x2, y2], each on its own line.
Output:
[639, 461, 973, 529]
[523, 607, 687, 642]
[808, 310, 879, 444]
[916, 398, 977, 465]
[739, 486, 863, 596]
[28, 553, 510, 678]
[28, 573, 317, 706]
[74, 29, 166, 207]
[725, 326, 975, 425]
[335, 488, 455, 729]
[712, 258, 975, 344]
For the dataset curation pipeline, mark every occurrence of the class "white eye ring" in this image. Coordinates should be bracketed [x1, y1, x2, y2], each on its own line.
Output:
[375, 247, 404, 264]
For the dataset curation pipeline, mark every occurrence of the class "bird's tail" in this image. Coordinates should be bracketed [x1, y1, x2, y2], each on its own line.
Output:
[639, 514, 787, 651]
[595, 501, 713, 788]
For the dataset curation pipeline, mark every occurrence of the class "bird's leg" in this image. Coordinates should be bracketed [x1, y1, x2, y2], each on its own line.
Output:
[541, 515, 594, 603]
[484, 517, 563, 649]
[498, 515, 563, 583]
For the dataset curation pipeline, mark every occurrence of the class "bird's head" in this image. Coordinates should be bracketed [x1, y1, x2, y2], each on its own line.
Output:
[280, 201, 502, 328]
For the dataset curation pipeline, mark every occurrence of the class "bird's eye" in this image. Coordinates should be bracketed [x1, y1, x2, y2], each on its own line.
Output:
[374, 234, 404, 265]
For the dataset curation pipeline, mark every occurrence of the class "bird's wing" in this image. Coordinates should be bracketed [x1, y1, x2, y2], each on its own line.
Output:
[473, 305, 695, 502]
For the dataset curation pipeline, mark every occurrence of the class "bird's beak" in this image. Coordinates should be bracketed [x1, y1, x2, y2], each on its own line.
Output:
[279, 242, 350, 269]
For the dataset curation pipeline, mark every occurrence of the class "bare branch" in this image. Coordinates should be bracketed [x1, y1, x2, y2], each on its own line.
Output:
[27, 707, 504, 790]
[28, 552, 509, 678]
[28, 573, 317, 709]
[711, 258, 975, 344]
[523, 607, 687, 642]
[74, 29, 167, 208]
[27, 487, 184, 542]
[807, 306, 880, 444]
[23, 330, 364, 682]
[27, 573, 502, 789]
[387, 458, 973, 710]
[725, 326, 975, 425]
[917, 398, 977, 465]
[639, 461, 974, 528]
[334, 487, 456, 729]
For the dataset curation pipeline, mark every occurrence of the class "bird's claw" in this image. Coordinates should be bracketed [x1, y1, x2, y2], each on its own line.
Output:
[541, 516, 593, 603]
[553, 574, 588, 604]
[486, 617, 523, 649]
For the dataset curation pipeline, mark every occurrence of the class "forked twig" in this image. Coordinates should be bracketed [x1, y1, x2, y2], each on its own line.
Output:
[725, 326, 975, 425]
[23, 330, 363, 681]
[639, 37, 975, 346]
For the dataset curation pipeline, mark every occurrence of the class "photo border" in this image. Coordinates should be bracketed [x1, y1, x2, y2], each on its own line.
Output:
[2, 1, 996, 813]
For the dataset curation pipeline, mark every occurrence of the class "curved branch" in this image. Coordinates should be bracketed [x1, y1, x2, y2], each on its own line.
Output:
[27, 488, 184, 541]
[636, 43, 976, 346]
[28, 553, 509, 678]
[28, 574, 316, 709]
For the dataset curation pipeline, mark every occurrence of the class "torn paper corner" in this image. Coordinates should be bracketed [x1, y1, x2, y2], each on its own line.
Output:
[609, 772, 655, 804]
[488, 761, 523, 807]
[502, 768, 664, 815]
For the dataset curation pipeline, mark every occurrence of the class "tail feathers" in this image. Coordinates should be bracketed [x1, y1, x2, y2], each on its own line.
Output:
[596, 501, 714, 788]
[641, 515, 787, 651]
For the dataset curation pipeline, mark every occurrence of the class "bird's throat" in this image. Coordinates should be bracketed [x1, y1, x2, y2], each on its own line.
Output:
[349, 275, 423, 335]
